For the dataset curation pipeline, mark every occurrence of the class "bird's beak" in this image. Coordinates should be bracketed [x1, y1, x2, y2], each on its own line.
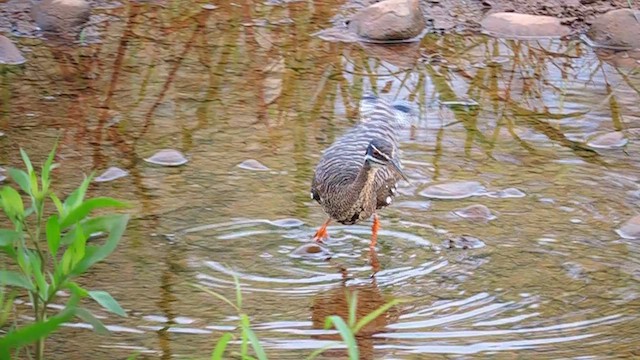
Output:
[389, 159, 410, 183]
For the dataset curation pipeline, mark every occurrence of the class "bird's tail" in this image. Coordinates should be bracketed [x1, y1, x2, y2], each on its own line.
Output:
[359, 93, 419, 127]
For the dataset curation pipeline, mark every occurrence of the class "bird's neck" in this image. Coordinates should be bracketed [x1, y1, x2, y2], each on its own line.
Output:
[348, 161, 377, 201]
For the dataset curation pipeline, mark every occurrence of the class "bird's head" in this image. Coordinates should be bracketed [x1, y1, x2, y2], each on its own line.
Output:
[365, 139, 409, 182]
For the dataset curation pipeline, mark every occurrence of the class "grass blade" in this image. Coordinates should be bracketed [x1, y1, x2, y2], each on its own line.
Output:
[191, 284, 239, 312]
[211, 333, 233, 360]
[324, 316, 358, 360]
[233, 275, 242, 310]
[305, 343, 340, 360]
[347, 291, 357, 328]
[353, 299, 402, 334]
[240, 314, 267, 360]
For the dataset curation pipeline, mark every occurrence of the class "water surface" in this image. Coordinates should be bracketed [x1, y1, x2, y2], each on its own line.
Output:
[2, 1, 640, 359]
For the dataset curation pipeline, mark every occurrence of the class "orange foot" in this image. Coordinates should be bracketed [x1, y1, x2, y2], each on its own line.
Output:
[312, 218, 331, 243]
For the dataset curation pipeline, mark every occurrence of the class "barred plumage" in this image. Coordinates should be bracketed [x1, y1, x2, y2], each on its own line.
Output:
[310, 96, 410, 248]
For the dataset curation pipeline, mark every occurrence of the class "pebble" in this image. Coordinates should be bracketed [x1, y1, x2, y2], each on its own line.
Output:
[420, 181, 486, 199]
[586, 131, 628, 149]
[144, 149, 188, 166]
[615, 215, 640, 239]
[237, 159, 270, 171]
[453, 204, 496, 221]
[289, 243, 332, 260]
[94, 166, 128, 182]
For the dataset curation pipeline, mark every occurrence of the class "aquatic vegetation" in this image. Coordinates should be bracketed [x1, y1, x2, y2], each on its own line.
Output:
[0, 145, 130, 359]
[193, 277, 402, 360]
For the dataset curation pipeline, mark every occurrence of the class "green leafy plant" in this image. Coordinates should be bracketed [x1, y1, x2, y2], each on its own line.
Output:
[194, 277, 402, 360]
[0, 145, 130, 359]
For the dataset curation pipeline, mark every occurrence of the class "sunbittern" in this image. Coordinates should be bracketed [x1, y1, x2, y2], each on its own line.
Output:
[310, 95, 412, 249]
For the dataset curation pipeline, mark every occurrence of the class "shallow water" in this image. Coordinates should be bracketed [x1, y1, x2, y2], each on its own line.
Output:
[2, 1, 640, 359]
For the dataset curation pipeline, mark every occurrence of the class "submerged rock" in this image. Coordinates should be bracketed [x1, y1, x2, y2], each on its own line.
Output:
[348, 0, 426, 42]
[269, 218, 304, 228]
[481, 12, 570, 39]
[419, 181, 486, 199]
[587, 9, 640, 50]
[586, 131, 628, 149]
[486, 188, 526, 199]
[616, 215, 640, 239]
[94, 167, 128, 182]
[0, 35, 26, 65]
[237, 159, 270, 171]
[289, 243, 332, 260]
[453, 204, 496, 221]
[443, 235, 486, 250]
[144, 149, 188, 166]
[32, 0, 91, 34]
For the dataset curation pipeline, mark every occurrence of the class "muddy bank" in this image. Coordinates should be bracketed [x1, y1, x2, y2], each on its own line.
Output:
[0, 0, 636, 38]
[334, 0, 635, 35]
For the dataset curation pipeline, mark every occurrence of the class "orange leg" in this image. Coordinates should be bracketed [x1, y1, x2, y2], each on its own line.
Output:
[371, 213, 381, 249]
[312, 218, 331, 243]
[369, 247, 380, 274]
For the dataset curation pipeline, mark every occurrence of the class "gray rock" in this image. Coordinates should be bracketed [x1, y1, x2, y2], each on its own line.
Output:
[348, 0, 426, 42]
[32, 0, 91, 33]
[587, 9, 640, 50]
[481, 12, 570, 39]
[0, 35, 26, 65]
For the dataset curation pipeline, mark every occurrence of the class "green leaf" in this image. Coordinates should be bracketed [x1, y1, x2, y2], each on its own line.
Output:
[88, 290, 126, 317]
[240, 314, 267, 360]
[353, 299, 402, 334]
[0, 186, 24, 221]
[0, 289, 16, 327]
[0, 229, 21, 247]
[65, 282, 89, 298]
[28, 252, 48, 299]
[76, 307, 109, 335]
[8, 168, 30, 195]
[0, 294, 78, 351]
[19, 148, 34, 174]
[41, 142, 58, 193]
[61, 249, 74, 276]
[324, 316, 358, 360]
[71, 214, 129, 275]
[59, 197, 130, 229]
[211, 333, 233, 360]
[16, 248, 31, 278]
[63, 174, 94, 213]
[0, 270, 34, 291]
[71, 220, 87, 267]
[46, 215, 61, 257]
[50, 193, 63, 215]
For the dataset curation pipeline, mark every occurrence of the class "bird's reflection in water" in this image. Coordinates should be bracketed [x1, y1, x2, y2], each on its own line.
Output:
[311, 250, 399, 359]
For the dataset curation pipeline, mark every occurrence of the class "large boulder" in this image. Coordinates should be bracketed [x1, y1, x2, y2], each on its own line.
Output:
[31, 0, 91, 33]
[0, 35, 26, 65]
[481, 12, 570, 39]
[348, 0, 426, 42]
[587, 9, 640, 50]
